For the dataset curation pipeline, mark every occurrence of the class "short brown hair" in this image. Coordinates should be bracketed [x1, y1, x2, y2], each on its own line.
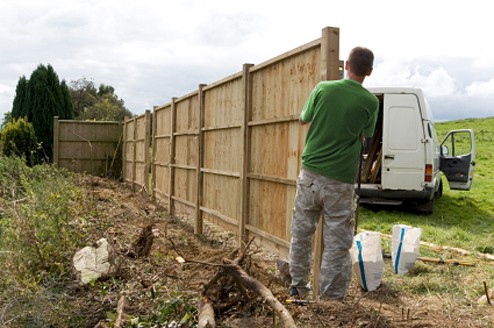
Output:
[348, 47, 374, 76]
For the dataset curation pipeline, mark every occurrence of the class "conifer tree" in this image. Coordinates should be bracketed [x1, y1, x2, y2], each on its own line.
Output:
[11, 76, 29, 119]
[11, 64, 74, 161]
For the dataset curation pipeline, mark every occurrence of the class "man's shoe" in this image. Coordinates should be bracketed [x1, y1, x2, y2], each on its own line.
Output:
[289, 286, 300, 297]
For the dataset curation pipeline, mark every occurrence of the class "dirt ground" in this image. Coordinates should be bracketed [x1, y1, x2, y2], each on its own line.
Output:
[76, 175, 492, 327]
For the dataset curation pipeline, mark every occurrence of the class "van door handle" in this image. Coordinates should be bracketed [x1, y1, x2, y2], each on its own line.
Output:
[384, 154, 395, 159]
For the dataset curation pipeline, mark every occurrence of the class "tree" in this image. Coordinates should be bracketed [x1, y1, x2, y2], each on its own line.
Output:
[69, 78, 132, 122]
[11, 64, 74, 162]
[68, 77, 98, 117]
[11, 76, 28, 119]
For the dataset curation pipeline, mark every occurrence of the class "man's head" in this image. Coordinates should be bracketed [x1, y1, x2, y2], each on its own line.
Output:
[346, 47, 374, 78]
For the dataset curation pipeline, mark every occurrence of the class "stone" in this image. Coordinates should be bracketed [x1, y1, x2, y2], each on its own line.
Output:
[73, 238, 119, 284]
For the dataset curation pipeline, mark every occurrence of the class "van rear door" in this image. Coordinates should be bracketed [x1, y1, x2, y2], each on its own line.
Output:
[381, 93, 425, 190]
[440, 129, 476, 190]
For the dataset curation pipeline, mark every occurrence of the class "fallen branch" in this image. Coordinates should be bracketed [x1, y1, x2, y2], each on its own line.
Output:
[222, 259, 297, 328]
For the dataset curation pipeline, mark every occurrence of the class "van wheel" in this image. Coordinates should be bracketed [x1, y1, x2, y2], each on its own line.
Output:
[417, 198, 434, 215]
[435, 180, 443, 198]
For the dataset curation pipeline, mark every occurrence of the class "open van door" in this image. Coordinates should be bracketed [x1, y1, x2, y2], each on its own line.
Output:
[440, 129, 475, 190]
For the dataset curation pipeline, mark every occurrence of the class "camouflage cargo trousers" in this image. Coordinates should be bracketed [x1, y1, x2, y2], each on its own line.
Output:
[289, 168, 355, 300]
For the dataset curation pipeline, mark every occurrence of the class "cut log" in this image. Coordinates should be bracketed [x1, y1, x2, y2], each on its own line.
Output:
[198, 297, 216, 328]
[223, 259, 297, 328]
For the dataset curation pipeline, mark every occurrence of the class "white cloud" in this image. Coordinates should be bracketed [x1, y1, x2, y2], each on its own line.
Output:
[466, 79, 494, 98]
[367, 59, 457, 97]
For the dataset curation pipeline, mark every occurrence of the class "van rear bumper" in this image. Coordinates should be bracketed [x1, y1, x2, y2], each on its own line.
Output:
[358, 185, 434, 201]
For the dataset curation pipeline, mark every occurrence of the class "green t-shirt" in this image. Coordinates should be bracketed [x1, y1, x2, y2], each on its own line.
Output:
[300, 79, 379, 184]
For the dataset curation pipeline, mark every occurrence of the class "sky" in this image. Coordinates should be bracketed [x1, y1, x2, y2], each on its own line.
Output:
[1, 0, 493, 124]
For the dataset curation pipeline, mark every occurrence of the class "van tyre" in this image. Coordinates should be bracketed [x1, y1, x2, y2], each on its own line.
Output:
[417, 198, 434, 215]
[435, 180, 443, 198]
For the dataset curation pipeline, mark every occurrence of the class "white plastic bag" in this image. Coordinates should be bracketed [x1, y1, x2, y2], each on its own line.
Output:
[351, 231, 384, 292]
[391, 225, 422, 274]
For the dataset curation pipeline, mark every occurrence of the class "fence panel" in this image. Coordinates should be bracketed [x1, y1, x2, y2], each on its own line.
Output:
[152, 104, 172, 201]
[53, 117, 122, 177]
[122, 111, 151, 190]
[246, 40, 322, 253]
[201, 73, 245, 232]
[171, 92, 200, 214]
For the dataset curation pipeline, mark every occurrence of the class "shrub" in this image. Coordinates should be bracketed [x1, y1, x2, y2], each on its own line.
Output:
[0, 116, 37, 166]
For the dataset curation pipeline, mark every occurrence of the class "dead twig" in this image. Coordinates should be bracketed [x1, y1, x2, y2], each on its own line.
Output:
[484, 281, 492, 305]
[114, 295, 127, 328]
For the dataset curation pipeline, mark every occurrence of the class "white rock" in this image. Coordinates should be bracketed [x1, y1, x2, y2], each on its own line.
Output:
[73, 238, 118, 284]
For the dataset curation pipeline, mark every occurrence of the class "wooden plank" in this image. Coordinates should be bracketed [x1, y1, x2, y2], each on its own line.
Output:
[200, 206, 238, 226]
[250, 39, 321, 73]
[248, 114, 299, 127]
[247, 173, 296, 186]
[245, 224, 290, 249]
[202, 124, 242, 132]
[201, 168, 240, 178]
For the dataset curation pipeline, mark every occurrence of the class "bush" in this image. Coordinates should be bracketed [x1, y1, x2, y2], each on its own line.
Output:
[1, 116, 37, 166]
[0, 157, 93, 326]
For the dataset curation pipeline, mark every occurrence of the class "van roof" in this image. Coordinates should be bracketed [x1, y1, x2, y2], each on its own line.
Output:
[367, 87, 434, 121]
[366, 87, 425, 96]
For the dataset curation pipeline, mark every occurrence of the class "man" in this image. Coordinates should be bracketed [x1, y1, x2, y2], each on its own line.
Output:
[289, 47, 379, 301]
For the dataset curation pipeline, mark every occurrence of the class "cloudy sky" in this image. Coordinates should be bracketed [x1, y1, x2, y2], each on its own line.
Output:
[1, 0, 493, 123]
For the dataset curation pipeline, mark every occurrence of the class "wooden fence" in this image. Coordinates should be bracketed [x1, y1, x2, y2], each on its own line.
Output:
[122, 111, 151, 190]
[53, 117, 122, 177]
[127, 26, 342, 261]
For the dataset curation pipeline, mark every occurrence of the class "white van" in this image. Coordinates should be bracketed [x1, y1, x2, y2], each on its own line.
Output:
[358, 87, 476, 214]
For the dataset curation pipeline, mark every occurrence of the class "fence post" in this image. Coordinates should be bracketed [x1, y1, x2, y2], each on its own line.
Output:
[195, 84, 207, 234]
[53, 116, 60, 166]
[151, 107, 158, 200]
[132, 116, 138, 191]
[313, 26, 340, 297]
[144, 110, 151, 193]
[168, 98, 177, 215]
[240, 63, 254, 248]
[122, 117, 129, 184]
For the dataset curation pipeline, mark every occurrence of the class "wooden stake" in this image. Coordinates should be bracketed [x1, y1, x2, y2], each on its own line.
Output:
[484, 281, 492, 305]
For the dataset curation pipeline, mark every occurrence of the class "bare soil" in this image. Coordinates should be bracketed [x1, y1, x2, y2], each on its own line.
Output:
[74, 175, 493, 327]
